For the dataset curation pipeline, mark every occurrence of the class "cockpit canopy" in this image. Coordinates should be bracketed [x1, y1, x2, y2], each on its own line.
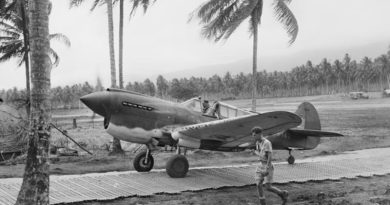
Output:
[182, 97, 252, 119]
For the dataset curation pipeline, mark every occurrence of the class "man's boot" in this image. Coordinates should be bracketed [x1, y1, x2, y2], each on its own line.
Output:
[279, 190, 289, 205]
[259, 198, 266, 205]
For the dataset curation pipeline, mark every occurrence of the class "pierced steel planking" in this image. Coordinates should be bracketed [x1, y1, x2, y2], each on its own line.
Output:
[0, 147, 390, 205]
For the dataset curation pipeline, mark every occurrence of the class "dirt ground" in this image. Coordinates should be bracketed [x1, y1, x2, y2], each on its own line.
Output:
[67, 174, 390, 205]
[1, 93, 390, 204]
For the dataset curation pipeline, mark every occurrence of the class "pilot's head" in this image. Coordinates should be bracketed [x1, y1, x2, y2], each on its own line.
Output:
[251, 126, 264, 141]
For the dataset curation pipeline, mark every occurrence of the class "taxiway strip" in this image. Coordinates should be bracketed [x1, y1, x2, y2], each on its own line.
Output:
[0, 147, 389, 205]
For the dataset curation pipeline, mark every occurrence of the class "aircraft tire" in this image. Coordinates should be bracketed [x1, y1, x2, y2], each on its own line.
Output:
[133, 150, 154, 172]
[287, 155, 295, 165]
[166, 154, 189, 178]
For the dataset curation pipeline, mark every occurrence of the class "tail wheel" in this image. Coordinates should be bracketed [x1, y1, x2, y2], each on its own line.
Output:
[166, 154, 189, 178]
[133, 150, 154, 172]
[287, 155, 295, 165]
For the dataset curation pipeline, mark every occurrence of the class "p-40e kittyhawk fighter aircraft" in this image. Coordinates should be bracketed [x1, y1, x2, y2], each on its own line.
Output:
[80, 88, 342, 178]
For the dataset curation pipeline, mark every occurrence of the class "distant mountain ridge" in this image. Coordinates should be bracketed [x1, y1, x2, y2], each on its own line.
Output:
[157, 41, 389, 80]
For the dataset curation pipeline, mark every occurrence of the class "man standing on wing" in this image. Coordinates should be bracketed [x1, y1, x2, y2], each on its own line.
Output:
[252, 126, 289, 205]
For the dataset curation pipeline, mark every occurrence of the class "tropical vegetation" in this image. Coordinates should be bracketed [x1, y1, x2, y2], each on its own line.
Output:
[2, 50, 390, 106]
[0, 0, 70, 117]
[191, 0, 298, 110]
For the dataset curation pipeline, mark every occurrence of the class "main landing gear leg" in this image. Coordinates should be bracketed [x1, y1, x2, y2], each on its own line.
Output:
[166, 145, 189, 178]
[287, 149, 295, 165]
[133, 145, 154, 172]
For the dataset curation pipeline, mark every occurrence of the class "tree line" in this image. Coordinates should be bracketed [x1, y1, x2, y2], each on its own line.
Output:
[2, 49, 389, 108]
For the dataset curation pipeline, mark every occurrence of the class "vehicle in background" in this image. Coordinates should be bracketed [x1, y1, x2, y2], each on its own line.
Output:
[349, 92, 369, 100]
[382, 89, 390, 98]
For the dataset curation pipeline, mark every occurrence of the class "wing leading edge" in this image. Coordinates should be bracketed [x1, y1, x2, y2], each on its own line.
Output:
[172, 111, 302, 149]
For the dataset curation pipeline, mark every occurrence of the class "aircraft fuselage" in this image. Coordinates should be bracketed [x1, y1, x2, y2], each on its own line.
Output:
[81, 89, 216, 146]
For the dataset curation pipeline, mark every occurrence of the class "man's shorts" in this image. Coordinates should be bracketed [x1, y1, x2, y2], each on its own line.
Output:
[255, 162, 274, 184]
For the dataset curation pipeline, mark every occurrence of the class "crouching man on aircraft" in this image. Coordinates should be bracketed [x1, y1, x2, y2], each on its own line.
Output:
[252, 126, 288, 205]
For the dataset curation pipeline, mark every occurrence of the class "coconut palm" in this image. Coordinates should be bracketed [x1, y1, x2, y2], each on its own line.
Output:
[376, 55, 390, 90]
[118, 0, 124, 88]
[15, 0, 52, 204]
[191, 0, 298, 111]
[69, 0, 124, 154]
[0, 0, 69, 117]
[1, 0, 31, 116]
[119, 0, 155, 89]
[69, 0, 156, 154]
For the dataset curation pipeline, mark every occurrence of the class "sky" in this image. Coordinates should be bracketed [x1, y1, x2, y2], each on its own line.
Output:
[1, 0, 390, 89]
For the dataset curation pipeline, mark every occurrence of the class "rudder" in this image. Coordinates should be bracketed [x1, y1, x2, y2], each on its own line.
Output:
[295, 102, 321, 130]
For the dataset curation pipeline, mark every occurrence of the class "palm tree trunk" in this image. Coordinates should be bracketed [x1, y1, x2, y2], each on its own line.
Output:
[106, 0, 116, 88]
[16, 0, 51, 204]
[106, 0, 123, 154]
[21, 0, 31, 118]
[251, 23, 258, 112]
[119, 0, 124, 89]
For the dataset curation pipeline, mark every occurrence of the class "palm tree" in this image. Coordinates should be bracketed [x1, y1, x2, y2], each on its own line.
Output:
[0, 0, 69, 117]
[1, 0, 31, 116]
[343, 53, 351, 92]
[15, 0, 51, 204]
[376, 55, 390, 90]
[69, 0, 156, 154]
[191, 0, 298, 111]
[69, 0, 125, 154]
[105, 0, 126, 154]
[333, 60, 343, 92]
[119, 0, 155, 90]
[118, 0, 124, 89]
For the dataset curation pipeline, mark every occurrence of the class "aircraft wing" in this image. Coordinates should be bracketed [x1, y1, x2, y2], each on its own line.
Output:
[172, 111, 302, 145]
[288, 129, 343, 137]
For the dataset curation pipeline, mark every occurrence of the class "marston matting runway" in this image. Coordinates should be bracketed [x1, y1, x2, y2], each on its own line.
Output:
[0, 147, 389, 205]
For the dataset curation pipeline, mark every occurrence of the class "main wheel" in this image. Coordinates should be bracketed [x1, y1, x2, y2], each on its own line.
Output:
[287, 155, 295, 165]
[166, 154, 189, 178]
[133, 150, 154, 172]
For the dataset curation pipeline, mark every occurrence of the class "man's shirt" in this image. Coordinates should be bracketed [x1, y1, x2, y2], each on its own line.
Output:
[256, 139, 272, 162]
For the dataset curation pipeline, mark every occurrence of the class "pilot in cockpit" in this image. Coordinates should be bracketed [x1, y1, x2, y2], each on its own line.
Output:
[206, 101, 221, 119]
[202, 100, 210, 113]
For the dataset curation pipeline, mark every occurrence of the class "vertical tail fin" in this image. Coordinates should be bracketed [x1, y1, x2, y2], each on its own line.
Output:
[295, 102, 321, 130]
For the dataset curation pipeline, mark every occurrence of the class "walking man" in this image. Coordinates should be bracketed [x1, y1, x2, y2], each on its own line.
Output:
[252, 126, 288, 205]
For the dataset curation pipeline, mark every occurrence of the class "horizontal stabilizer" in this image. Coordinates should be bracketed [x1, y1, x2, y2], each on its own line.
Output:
[288, 129, 343, 137]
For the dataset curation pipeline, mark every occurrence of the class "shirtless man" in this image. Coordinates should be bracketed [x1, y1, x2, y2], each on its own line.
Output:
[252, 126, 288, 205]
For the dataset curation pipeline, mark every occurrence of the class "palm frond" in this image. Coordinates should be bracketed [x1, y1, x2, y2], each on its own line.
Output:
[49, 33, 71, 47]
[0, 28, 20, 38]
[90, 0, 104, 11]
[0, 20, 21, 34]
[199, 1, 239, 40]
[129, 0, 156, 17]
[17, 50, 27, 67]
[214, 0, 257, 41]
[69, 0, 86, 8]
[48, 47, 59, 67]
[273, 0, 298, 45]
[0, 44, 21, 63]
[190, 0, 234, 24]
[249, 0, 263, 34]
[1, 39, 23, 47]
[0, 1, 17, 19]
[0, 36, 18, 41]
